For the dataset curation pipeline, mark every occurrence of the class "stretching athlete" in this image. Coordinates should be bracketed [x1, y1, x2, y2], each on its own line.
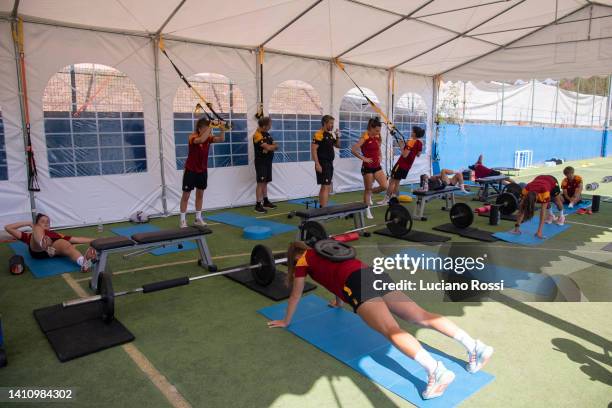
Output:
[5, 214, 96, 272]
[268, 241, 494, 400]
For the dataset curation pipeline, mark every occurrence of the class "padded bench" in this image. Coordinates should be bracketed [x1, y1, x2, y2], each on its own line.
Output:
[413, 186, 460, 221]
[290, 202, 367, 240]
[89, 225, 215, 292]
[475, 175, 509, 202]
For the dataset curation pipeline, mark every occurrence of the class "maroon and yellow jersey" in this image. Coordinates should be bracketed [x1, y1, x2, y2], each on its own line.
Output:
[360, 133, 381, 169]
[184, 132, 213, 173]
[522, 175, 559, 203]
[20, 230, 72, 245]
[561, 175, 582, 196]
[396, 139, 423, 171]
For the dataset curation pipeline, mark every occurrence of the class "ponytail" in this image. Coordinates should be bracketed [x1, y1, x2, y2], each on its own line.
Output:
[520, 192, 537, 221]
[286, 241, 309, 287]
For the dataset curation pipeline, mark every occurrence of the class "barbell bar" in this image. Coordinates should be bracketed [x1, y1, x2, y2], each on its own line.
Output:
[63, 245, 287, 323]
[301, 204, 413, 245]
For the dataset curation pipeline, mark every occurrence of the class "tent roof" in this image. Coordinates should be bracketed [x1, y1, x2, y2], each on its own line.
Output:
[4, 0, 612, 79]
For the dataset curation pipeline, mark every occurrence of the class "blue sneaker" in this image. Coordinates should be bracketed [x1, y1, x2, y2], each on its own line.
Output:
[467, 340, 494, 373]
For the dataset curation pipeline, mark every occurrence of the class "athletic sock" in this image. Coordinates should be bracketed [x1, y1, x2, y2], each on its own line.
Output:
[453, 329, 477, 352]
[180, 212, 186, 222]
[195, 211, 202, 221]
[76, 256, 85, 267]
[559, 209, 564, 217]
[414, 349, 438, 375]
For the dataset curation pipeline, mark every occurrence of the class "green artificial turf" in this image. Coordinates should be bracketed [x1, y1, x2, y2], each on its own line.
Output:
[0, 157, 610, 407]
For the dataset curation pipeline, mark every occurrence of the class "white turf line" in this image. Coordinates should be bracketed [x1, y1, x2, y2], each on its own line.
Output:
[565, 220, 612, 229]
[61, 273, 192, 408]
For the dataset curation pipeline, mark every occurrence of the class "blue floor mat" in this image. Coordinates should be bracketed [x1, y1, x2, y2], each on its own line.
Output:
[9, 242, 79, 278]
[287, 197, 336, 207]
[259, 295, 494, 407]
[492, 201, 589, 246]
[398, 248, 555, 297]
[111, 225, 197, 255]
[206, 212, 296, 236]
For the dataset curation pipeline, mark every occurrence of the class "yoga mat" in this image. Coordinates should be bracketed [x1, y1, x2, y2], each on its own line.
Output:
[398, 248, 555, 297]
[206, 212, 296, 236]
[111, 225, 197, 255]
[287, 197, 336, 207]
[259, 295, 494, 407]
[9, 242, 80, 278]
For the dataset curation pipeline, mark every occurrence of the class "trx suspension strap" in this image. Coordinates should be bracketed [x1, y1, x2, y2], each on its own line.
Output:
[255, 46, 265, 119]
[13, 18, 40, 192]
[158, 36, 230, 129]
[334, 59, 406, 146]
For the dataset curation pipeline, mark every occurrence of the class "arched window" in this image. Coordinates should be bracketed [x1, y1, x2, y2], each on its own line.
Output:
[43, 63, 146, 178]
[0, 108, 6, 180]
[173, 73, 248, 169]
[339, 87, 379, 158]
[394, 92, 428, 156]
[268, 80, 322, 163]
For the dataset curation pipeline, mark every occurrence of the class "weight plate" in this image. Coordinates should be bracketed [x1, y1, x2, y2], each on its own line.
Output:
[250, 245, 276, 286]
[99, 271, 114, 323]
[502, 182, 522, 199]
[302, 220, 328, 245]
[314, 239, 356, 262]
[385, 204, 412, 237]
[449, 203, 474, 229]
[496, 192, 518, 215]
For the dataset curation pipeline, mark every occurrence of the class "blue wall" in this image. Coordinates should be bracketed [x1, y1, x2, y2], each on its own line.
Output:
[438, 124, 604, 170]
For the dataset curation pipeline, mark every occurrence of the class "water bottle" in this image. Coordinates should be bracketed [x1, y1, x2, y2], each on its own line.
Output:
[97, 218, 104, 233]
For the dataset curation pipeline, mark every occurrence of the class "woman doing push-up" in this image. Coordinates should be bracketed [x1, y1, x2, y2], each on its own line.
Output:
[267, 241, 494, 400]
[5, 214, 96, 272]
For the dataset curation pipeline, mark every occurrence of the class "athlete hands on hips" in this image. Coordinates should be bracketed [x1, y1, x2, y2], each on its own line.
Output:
[268, 241, 494, 400]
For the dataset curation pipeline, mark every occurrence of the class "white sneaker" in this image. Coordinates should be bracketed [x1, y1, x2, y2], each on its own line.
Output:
[180, 219, 188, 228]
[544, 213, 557, 224]
[368, 197, 374, 206]
[194, 218, 207, 227]
[81, 258, 92, 273]
[467, 340, 494, 373]
[556, 214, 566, 226]
[568, 202, 574, 209]
[422, 361, 455, 400]
[377, 196, 389, 206]
[366, 207, 374, 219]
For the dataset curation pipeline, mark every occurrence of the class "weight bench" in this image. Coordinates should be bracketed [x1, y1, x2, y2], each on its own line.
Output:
[413, 186, 459, 221]
[475, 175, 509, 202]
[290, 202, 367, 240]
[89, 225, 215, 292]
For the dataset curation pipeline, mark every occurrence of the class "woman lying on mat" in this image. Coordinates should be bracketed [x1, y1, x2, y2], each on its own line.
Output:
[513, 175, 565, 239]
[268, 241, 494, 400]
[4, 214, 96, 272]
[421, 168, 468, 192]
[351, 117, 388, 219]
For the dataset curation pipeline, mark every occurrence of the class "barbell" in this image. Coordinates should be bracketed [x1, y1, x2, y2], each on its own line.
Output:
[494, 182, 524, 215]
[449, 203, 474, 229]
[301, 204, 413, 245]
[63, 245, 286, 323]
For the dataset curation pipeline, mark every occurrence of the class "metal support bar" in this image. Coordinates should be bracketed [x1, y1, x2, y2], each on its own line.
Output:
[259, 0, 323, 47]
[152, 37, 168, 214]
[155, 0, 186, 35]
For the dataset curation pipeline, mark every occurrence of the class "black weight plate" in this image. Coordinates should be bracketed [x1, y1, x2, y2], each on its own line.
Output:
[385, 205, 412, 237]
[449, 203, 474, 229]
[503, 182, 522, 199]
[496, 192, 518, 215]
[314, 239, 356, 262]
[250, 245, 276, 286]
[99, 271, 114, 323]
[302, 220, 328, 245]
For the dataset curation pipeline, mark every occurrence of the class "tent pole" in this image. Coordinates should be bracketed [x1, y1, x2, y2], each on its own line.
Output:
[554, 81, 559, 125]
[574, 78, 581, 126]
[603, 75, 611, 157]
[10, 18, 36, 221]
[500, 82, 505, 125]
[530, 79, 535, 124]
[431, 75, 440, 175]
[152, 36, 168, 215]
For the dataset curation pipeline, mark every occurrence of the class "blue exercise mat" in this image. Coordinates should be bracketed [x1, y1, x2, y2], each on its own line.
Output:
[206, 212, 296, 235]
[287, 197, 336, 207]
[9, 241, 80, 278]
[259, 295, 494, 407]
[111, 225, 197, 256]
[398, 249, 555, 297]
[562, 200, 591, 215]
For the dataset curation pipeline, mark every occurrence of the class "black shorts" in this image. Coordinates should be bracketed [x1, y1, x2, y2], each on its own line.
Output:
[390, 163, 408, 180]
[29, 247, 50, 260]
[361, 166, 382, 175]
[182, 170, 207, 192]
[342, 267, 394, 313]
[550, 177, 561, 198]
[316, 161, 334, 185]
[255, 159, 273, 183]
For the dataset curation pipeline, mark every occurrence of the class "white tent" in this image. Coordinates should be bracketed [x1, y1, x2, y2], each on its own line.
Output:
[0, 0, 611, 227]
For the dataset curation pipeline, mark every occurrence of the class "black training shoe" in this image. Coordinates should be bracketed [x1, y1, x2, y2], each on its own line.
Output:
[263, 200, 277, 209]
[255, 203, 267, 213]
